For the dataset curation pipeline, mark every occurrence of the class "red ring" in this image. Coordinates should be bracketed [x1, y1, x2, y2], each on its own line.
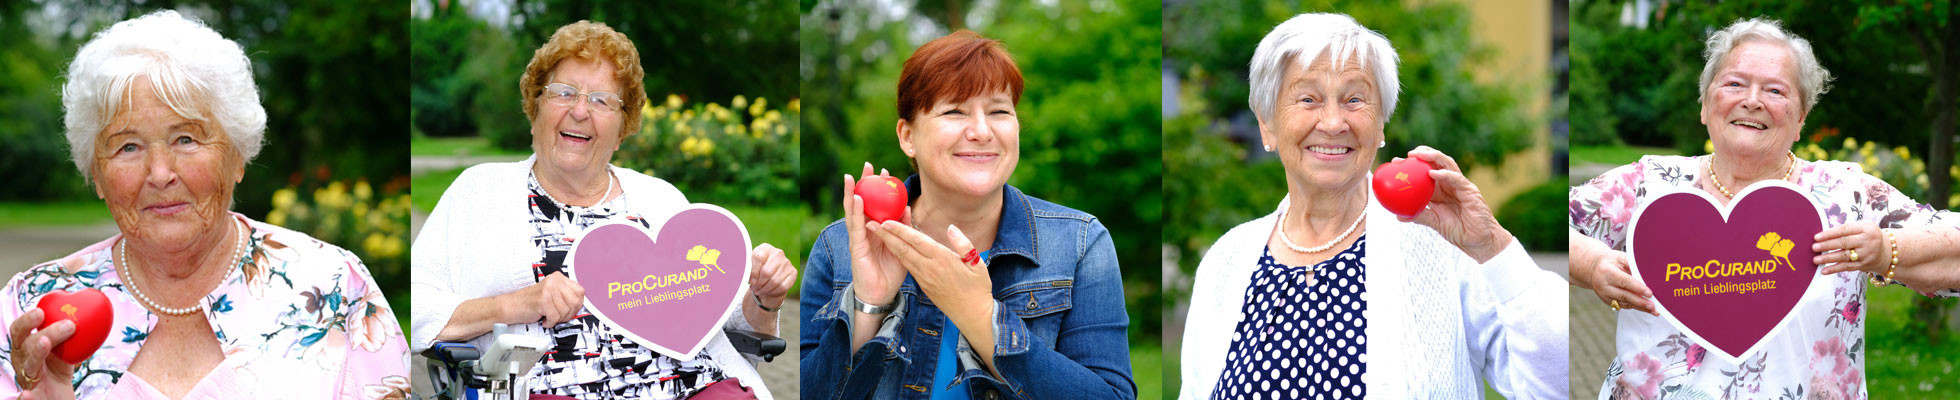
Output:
[961, 248, 981, 266]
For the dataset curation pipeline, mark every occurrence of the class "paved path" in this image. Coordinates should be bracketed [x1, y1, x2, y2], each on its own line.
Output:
[1569, 285, 1612, 399]
[759, 301, 800, 400]
[411, 154, 527, 176]
[0, 223, 121, 276]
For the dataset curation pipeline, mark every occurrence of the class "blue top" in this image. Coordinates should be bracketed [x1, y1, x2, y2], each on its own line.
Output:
[930, 249, 990, 400]
[1211, 238, 1369, 400]
[800, 177, 1137, 400]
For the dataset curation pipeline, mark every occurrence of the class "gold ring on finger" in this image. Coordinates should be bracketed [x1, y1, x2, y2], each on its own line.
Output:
[1849, 249, 1859, 262]
[1610, 299, 1621, 311]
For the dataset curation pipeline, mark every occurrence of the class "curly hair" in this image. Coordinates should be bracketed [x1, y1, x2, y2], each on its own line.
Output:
[63, 10, 265, 181]
[518, 20, 648, 136]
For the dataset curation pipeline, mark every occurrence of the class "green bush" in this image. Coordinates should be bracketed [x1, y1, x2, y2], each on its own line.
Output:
[1495, 179, 1569, 252]
[265, 179, 412, 306]
[612, 95, 799, 206]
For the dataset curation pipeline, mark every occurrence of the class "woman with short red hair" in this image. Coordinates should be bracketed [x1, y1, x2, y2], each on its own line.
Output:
[799, 31, 1137, 399]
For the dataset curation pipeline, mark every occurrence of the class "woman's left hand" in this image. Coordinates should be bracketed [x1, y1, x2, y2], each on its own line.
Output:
[748, 243, 797, 312]
[1813, 221, 1889, 277]
[1402, 146, 1514, 263]
[868, 221, 994, 325]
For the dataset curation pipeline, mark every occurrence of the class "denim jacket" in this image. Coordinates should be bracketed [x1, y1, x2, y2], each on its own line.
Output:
[800, 179, 1135, 400]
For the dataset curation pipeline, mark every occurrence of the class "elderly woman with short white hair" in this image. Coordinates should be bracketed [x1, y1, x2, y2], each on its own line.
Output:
[1177, 13, 1568, 399]
[1570, 17, 1960, 399]
[0, 10, 409, 399]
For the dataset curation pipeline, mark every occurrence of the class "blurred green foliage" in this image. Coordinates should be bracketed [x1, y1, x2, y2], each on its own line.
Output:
[799, 0, 1165, 371]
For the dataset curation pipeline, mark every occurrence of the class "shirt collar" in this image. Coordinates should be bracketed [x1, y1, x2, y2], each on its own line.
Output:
[905, 175, 1038, 265]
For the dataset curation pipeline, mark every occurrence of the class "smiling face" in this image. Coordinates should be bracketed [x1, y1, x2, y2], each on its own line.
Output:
[93, 80, 242, 253]
[1259, 53, 1385, 195]
[530, 57, 626, 178]
[1701, 40, 1806, 159]
[899, 90, 1021, 199]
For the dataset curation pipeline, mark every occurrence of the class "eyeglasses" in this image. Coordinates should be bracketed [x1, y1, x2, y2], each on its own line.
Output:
[541, 83, 624, 114]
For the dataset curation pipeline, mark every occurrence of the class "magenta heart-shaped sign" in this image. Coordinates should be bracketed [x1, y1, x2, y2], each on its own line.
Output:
[1627, 181, 1825, 363]
[568, 205, 751, 361]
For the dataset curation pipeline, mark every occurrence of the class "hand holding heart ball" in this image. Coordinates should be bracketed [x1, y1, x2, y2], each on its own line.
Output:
[1372, 158, 1436, 218]
[32, 289, 114, 365]
[855, 175, 908, 223]
[1381, 146, 1517, 264]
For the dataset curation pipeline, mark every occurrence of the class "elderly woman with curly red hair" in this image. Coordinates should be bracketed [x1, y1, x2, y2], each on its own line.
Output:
[411, 21, 798, 399]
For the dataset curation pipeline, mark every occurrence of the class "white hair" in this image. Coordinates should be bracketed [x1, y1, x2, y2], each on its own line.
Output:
[1698, 17, 1833, 114]
[1248, 13, 1401, 125]
[62, 10, 265, 181]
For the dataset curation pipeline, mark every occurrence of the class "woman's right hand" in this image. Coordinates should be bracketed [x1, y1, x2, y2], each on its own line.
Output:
[506, 272, 585, 326]
[844, 162, 908, 308]
[1581, 247, 1659, 316]
[8, 308, 78, 399]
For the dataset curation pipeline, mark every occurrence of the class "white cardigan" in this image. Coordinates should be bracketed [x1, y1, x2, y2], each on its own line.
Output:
[409, 155, 773, 398]
[1179, 194, 1568, 399]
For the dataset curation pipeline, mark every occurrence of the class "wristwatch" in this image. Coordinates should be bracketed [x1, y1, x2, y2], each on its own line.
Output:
[849, 288, 896, 315]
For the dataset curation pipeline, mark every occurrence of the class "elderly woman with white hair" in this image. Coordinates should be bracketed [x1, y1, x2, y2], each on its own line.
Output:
[1570, 17, 1960, 399]
[1178, 13, 1568, 399]
[0, 10, 409, 399]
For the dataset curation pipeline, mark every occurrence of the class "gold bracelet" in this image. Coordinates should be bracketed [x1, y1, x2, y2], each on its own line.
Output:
[1871, 229, 1900, 288]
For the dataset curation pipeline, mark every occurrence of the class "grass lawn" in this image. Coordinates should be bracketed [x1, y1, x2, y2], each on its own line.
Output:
[411, 167, 467, 213]
[1864, 286, 1960, 397]
[411, 136, 528, 157]
[1570, 144, 1681, 166]
[1132, 344, 1162, 400]
[0, 201, 111, 227]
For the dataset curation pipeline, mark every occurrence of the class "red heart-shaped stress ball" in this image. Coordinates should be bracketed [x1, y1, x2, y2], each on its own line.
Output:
[35, 289, 113, 365]
[1373, 158, 1437, 218]
[855, 175, 909, 223]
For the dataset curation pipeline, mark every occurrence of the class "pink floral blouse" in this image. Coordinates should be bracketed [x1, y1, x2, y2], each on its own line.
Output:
[1571, 155, 1960, 399]
[0, 214, 410, 399]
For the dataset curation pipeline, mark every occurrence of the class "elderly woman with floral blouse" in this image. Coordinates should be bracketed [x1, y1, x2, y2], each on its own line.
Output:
[1569, 18, 1960, 399]
[1, 10, 408, 399]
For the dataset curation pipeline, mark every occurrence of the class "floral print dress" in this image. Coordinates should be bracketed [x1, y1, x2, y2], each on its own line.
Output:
[1570, 155, 1959, 400]
[0, 214, 409, 399]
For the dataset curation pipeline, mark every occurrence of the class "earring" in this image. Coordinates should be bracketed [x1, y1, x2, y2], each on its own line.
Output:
[1379, 141, 1386, 149]
[1263, 145, 1273, 152]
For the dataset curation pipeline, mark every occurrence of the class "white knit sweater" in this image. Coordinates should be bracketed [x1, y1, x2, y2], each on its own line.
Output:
[1179, 194, 1569, 399]
[409, 155, 773, 398]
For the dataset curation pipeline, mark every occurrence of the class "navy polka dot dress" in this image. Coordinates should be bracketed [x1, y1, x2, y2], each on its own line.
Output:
[1210, 236, 1366, 400]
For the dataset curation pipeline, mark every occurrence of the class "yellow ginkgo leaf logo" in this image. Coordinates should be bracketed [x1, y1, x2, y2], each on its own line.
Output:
[60, 303, 76, 318]
[686, 245, 726, 274]
[1756, 232, 1797, 271]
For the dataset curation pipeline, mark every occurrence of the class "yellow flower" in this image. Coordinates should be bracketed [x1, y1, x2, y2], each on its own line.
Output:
[1842, 137, 1857, 150]
[642, 102, 657, 120]
[267, 209, 287, 226]
[272, 187, 298, 210]
[749, 97, 767, 118]
[354, 180, 373, 202]
[666, 94, 683, 109]
[1895, 146, 1910, 160]
[732, 95, 748, 111]
[788, 98, 799, 113]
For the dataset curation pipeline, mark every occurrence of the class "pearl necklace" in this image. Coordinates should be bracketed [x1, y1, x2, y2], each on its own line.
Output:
[117, 219, 244, 316]
[1707, 152, 1796, 198]
[1276, 199, 1367, 254]
[539, 169, 616, 207]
